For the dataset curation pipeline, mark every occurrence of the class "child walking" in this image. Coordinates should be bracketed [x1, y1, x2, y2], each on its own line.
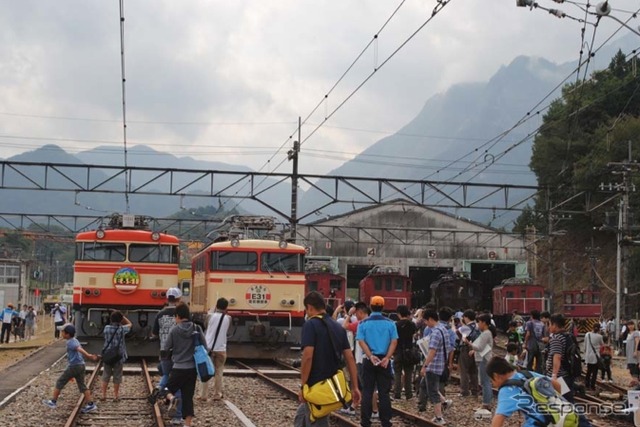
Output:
[43, 324, 99, 413]
[600, 336, 613, 382]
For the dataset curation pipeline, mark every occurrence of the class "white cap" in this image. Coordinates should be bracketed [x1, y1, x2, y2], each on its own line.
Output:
[166, 287, 182, 300]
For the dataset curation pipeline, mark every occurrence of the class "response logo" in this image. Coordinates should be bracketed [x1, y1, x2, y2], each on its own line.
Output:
[246, 284, 271, 308]
[113, 267, 140, 294]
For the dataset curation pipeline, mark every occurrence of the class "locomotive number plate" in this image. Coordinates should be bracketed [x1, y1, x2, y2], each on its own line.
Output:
[246, 285, 271, 308]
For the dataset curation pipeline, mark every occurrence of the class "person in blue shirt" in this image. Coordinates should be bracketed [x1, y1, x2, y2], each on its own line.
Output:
[42, 324, 99, 414]
[356, 296, 398, 427]
[487, 356, 555, 427]
[1, 303, 19, 344]
[485, 356, 594, 427]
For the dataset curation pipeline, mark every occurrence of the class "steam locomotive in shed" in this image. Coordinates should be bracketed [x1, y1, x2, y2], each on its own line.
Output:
[429, 272, 489, 313]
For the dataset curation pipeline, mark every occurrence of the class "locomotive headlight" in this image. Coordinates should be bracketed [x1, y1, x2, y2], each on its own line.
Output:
[96, 229, 105, 239]
[151, 291, 158, 298]
[151, 231, 160, 241]
[93, 289, 101, 296]
[289, 299, 295, 306]
[229, 298, 237, 305]
[281, 299, 288, 306]
[84, 289, 91, 296]
[230, 238, 240, 248]
[278, 240, 288, 249]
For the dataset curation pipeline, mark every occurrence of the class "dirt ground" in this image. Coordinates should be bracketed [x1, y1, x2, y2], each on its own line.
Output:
[0, 317, 58, 372]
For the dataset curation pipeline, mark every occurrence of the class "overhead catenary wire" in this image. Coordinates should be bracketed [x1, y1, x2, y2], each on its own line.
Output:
[223, 0, 454, 216]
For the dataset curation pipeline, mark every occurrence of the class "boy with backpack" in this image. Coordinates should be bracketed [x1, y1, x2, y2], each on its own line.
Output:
[546, 313, 582, 403]
[486, 356, 591, 427]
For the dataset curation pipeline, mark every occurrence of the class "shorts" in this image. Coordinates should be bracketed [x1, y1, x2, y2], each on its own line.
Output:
[425, 371, 441, 404]
[102, 362, 124, 384]
[56, 364, 87, 393]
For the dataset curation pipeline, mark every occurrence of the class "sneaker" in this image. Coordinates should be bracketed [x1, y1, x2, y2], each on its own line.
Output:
[167, 396, 181, 418]
[170, 418, 183, 425]
[443, 399, 453, 412]
[339, 406, 356, 416]
[81, 402, 97, 414]
[371, 411, 379, 419]
[609, 380, 614, 383]
[431, 417, 447, 425]
[147, 387, 161, 404]
[42, 399, 57, 409]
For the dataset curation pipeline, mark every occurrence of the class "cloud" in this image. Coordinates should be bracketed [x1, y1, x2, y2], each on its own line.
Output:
[0, 0, 633, 174]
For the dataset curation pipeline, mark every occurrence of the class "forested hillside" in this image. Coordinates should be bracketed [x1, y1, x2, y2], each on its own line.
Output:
[515, 51, 640, 317]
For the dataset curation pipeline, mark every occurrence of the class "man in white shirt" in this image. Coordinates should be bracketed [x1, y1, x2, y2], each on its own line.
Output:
[201, 298, 231, 401]
[52, 303, 67, 338]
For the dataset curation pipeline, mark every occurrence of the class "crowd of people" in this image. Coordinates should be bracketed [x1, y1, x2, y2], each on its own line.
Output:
[1, 302, 38, 343]
[298, 295, 640, 427]
[17, 286, 640, 427]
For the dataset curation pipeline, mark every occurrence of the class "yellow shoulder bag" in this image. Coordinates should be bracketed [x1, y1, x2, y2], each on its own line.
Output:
[302, 316, 352, 421]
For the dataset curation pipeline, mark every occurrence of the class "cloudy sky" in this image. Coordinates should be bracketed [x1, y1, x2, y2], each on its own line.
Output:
[0, 1, 637, 176]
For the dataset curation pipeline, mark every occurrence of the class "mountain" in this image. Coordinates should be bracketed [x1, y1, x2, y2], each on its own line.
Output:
[2, 34, 636, 228]
[299, 34, 639, 227]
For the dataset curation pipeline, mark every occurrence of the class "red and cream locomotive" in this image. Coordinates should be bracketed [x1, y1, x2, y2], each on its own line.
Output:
[190, 216, 306, 358]
[72, 214, 180, 355]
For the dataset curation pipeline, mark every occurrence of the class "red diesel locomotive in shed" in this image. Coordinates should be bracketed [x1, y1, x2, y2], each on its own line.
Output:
[359, 265, 411, 311]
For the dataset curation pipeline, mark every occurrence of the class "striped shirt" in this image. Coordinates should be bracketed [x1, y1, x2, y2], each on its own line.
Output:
[426, 322, 452, 375]
[545, 332, 569, 378]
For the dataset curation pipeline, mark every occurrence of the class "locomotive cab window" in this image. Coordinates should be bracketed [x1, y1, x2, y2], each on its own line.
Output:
[575, 294, 584, 304]
[129, 244, 179, 263]
[180, 279, 191, 296]
[211, 251, 258, 271]
[565, 294, 573, 304]
[308, 280, 318, 292]
[385, 278, 392, 291]
[374, 278, 382, 291]
[77, 242, 126, 262]
[394, 279, 403, 292]
[261, 252, 303, 273]
[592, 293, 600, 304]
[506, 291, 514, 298]
[329, 279, 342, 290]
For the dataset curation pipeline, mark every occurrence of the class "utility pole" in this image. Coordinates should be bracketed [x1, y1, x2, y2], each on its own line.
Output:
[547, 193, 554, 295]
[607, 141, 638, 340]
[288, 117, 301, 242]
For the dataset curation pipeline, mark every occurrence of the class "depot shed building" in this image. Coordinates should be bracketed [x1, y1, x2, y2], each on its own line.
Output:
[296, 200, 529, 307]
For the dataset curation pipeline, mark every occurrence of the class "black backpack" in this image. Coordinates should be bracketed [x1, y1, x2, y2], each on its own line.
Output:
[562, 333, 583, 378]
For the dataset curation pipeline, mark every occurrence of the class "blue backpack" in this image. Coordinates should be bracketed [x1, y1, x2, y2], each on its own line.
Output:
[192, 330, 214, 383]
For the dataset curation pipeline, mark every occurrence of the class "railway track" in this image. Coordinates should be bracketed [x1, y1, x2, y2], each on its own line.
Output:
[270, 360, 446, 427]
[65, 359, 164, 427]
